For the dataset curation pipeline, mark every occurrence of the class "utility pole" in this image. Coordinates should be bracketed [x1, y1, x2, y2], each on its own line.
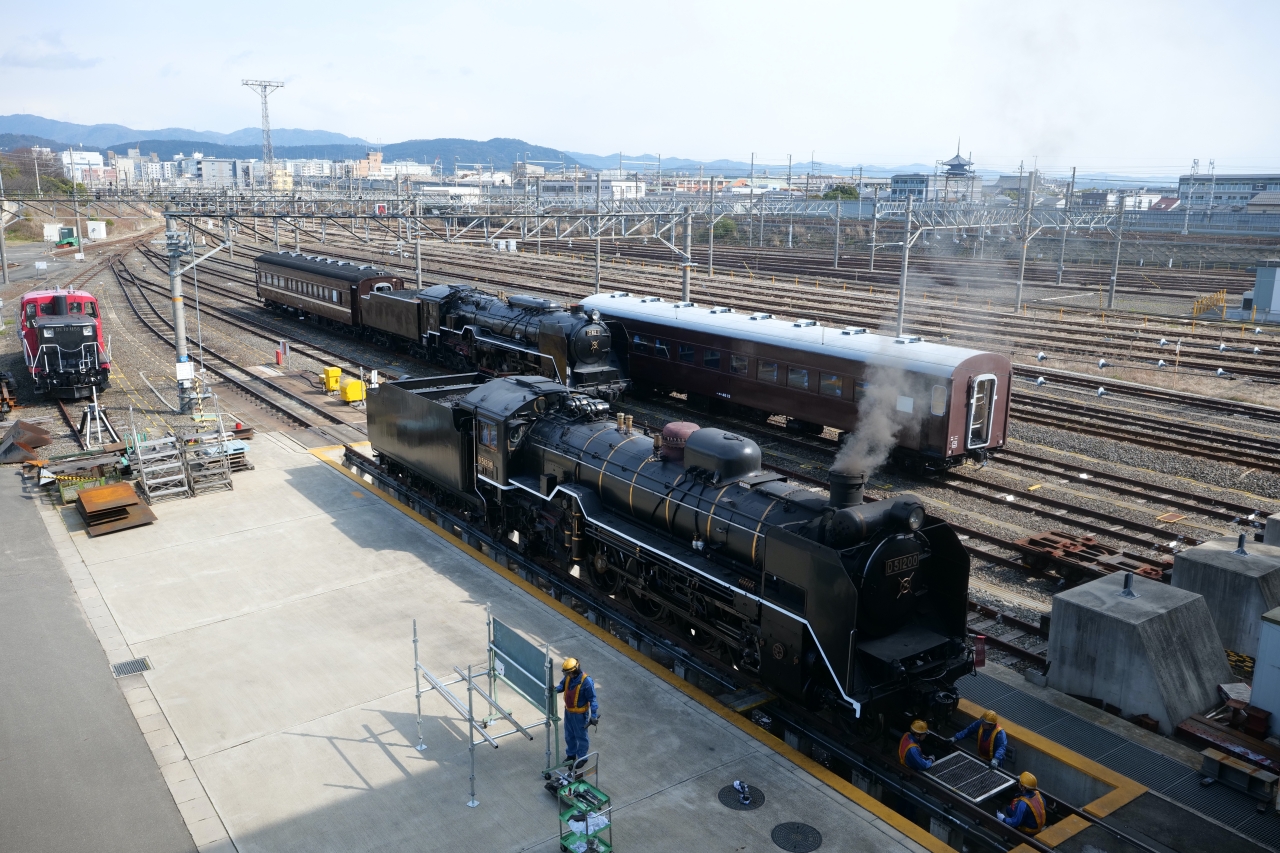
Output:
[1181, 159, 1198, 236]
[895, 194, 913, 337]
[225, 217, 234, 260]
[681, 205, 692, 302]
[869, 201, 878, 271]
[833, 194, 841, 269]
[416, 222, 423, 289]
[242, 79, 285, 186]
[748, 153, 755, 246]
[1014, 169, 1037, 311]
[1108, 192, 1126, 309]
[708, 176, 716, 277]
[595, 173, 602, 293]
[32, 149, 42, 197]
[165, 206, 193, 412]
[1056, 166, 1075, 286]
[787, 154, 793, 249]
[0, 162, 9, 288]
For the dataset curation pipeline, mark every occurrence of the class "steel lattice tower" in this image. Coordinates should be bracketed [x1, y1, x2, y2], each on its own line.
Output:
[241, 79, 285, 169]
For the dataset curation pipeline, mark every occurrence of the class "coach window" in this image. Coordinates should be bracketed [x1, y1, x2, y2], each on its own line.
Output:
[632, 335, 652, 355]
[820, 374, 843, 397]
[730, 354, 748, 375]
[678, 344, 695, 363]
[787, 367, 809, 390]
[654, 339, 671, 359]
[703, 349, 721, 369]
[478, 420, 498, 450]
[757, 361, 778, 383]
[931, 385, 947, 416]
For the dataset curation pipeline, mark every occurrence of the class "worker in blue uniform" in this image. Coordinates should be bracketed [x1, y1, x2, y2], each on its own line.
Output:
[556, 657, 599, 762]
[950, 709, 1008, 768]
[898, 720, 935, 771]
[997, 772, 1047, 835]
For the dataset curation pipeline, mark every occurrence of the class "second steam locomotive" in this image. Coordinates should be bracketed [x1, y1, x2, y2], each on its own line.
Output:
[255, 251, 628, 399]
[367, 373, 974, 723]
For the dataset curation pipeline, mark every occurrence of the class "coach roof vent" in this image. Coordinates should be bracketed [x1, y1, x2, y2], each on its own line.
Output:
[673, 301, 694, 308]
[793, 319, 818, 328]
[639, 296, 664, 303]
[708, 307, 733, 314]
[748, 312, 773, 320]
[607, 291, 630, 298]
[841, 326, 868, 335]
[893, 336, 923, 344]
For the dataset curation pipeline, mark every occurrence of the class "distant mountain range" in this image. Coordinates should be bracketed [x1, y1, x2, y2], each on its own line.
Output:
[0, 114, 366, 149]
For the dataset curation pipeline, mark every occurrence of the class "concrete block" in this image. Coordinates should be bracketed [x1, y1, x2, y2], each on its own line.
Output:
[1172, 534, 1280, 657]
[1266, 514, 1280, 547]
[1048, 572, 1232, 734]
[1249, 608, 1280, 736]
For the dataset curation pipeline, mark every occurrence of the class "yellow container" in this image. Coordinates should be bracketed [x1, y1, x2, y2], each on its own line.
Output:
[321, 366, 342, 393]
[339, 379, 366, 403]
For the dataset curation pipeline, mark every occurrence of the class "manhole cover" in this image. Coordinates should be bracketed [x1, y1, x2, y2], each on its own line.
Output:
[718, 783, 765, 811]
[771, 822, 822, 852]
[111, 657, 151, 678]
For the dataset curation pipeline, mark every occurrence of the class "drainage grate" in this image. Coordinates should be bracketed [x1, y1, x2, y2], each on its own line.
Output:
[718, 783, 765, 811]
[111, 657, 151, 678]
[771, 822, 822, 852]
[927, 752, 1016, 802]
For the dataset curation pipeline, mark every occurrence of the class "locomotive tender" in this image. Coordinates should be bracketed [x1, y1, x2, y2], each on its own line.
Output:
[19, 289, 110, 398]
[254, 252, 628, 399]
[368, 373, 973, 721]
[581, 292, 1012, 470]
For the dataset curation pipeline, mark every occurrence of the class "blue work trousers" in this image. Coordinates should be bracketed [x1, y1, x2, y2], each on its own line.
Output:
[565, 712, 590, 759]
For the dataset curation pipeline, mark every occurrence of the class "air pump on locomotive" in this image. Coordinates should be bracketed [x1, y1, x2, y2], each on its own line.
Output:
[367, 373, 974, 725]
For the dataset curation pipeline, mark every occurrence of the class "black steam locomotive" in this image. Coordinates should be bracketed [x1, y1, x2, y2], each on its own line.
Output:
[368, 373, 974, 723]
[254, 252, 628, 399]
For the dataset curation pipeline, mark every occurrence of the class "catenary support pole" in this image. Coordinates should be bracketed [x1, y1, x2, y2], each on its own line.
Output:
[467, 663, 478, 807]
[681, 205, 692, 302]
[165, 206, 192, 412]
[1109, 193, 1126, 309]
[1056, 166, 1075, 287]
[225, 217, 234, 260]
[595, 174, 602, 293]
[833, 197, 841, 269]
[0, 194, 9, 289]
[708, 177, 716, 277]
[869, 202, 878, 271]
[1014, 169, 1036, 311]
[896, 195, 913, 337]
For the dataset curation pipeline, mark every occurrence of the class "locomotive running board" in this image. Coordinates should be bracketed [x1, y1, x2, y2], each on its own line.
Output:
[717, 686, 775, 713]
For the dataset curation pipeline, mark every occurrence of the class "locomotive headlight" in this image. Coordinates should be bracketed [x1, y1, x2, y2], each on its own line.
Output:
[43, 329, 54, 338]
[907, 506, 925, 530]
[590, 309, 600, 322]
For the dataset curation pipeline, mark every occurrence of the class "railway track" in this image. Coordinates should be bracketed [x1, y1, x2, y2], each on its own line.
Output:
[111, 262, 362, 437]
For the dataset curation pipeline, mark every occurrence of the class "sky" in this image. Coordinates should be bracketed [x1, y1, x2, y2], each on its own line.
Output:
[2, 0, 1276, 177]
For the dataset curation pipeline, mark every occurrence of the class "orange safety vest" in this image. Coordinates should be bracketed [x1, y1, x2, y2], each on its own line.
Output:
[977, 724, 1004, 760]
[564, 673, 591, 714]
[898, 732, 921, 766]
[1014, 791, 1047, 834]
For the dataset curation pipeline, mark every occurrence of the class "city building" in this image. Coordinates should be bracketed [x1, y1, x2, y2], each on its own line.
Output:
[538, 178, 644, 199]
[1078, 191, 1164, 210]
[1178, 173, 1280, 210]
[1247, 192, 1280, 214]
[890, 173, 941, 201]
[59, 149, 106, 184]
[1149, 196, 1181, 211]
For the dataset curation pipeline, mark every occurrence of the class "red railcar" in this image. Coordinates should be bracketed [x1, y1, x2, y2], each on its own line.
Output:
[19, 289, 111, 399]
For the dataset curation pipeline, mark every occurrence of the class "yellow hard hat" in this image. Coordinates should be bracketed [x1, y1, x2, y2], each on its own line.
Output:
[982, 710, 999, 724]
[562, 657, 579, 672]
[1019, 771, 1038, 789]
[911, 720, 929, 735]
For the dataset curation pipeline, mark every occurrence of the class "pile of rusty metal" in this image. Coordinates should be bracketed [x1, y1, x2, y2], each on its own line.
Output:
[75, 481, 157, 537]
[0, 372, 14, 421]
[0, 419, 53, 464]
[1013, 530, 1172, 584]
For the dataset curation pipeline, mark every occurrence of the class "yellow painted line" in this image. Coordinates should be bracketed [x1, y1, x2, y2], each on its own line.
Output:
[310, 446, 955, 853]
[958, 697, 1147, 841]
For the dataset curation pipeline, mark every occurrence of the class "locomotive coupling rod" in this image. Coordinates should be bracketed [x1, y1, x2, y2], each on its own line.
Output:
[453, 665, 534, 740]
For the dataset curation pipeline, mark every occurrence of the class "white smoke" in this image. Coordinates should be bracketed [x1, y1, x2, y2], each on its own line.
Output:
[832, 366, 933, 476]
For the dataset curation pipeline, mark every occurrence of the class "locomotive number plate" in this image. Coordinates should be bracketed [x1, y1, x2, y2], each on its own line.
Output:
[885, 553, 919, 575]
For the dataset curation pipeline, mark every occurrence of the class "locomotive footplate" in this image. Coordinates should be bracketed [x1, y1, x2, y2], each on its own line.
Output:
[857, 624, 952, 667]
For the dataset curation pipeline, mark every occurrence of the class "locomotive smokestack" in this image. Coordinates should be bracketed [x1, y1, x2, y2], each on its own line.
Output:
[828, 471, 866, 509]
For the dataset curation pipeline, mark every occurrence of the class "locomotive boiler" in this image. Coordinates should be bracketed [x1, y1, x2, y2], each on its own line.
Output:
[368, 373, 973, 722]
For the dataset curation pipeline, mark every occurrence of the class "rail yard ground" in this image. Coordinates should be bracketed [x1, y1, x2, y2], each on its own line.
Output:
[3, 227, 1280, 853]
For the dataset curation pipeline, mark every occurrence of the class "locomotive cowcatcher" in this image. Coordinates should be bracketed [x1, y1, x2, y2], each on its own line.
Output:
[367, 373, 974, 725]
[19, 289, 110, 398]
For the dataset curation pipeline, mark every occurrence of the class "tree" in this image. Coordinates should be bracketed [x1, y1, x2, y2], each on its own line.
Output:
[712, 217, 737, 239]
[822, 184, 860, 201]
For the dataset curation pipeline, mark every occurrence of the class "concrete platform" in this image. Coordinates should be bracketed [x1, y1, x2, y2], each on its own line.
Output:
[43, 432, 935, 853]
[0, 469, 196, 853]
